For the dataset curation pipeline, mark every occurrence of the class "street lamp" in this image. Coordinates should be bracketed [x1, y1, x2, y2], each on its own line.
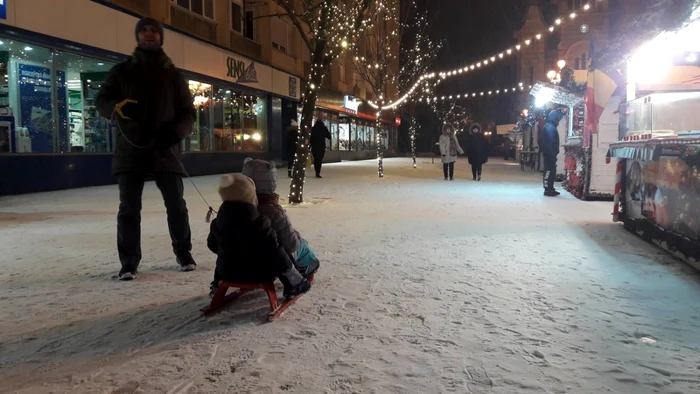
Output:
[547, 60, 566, 84]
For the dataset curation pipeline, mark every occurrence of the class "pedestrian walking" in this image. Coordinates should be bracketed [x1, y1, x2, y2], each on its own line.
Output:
[540, 109, 564, 197]
[439, 124, 464, 181]
[310, 119, 331, 178]
[466, 123, 488, 181]
[286, 119, 299, 178]
[97, 17, 197, 280]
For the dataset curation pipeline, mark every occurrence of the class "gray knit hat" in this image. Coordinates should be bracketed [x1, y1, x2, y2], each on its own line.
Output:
[242, 158, 278, 195]
[135, 17, 164, 46]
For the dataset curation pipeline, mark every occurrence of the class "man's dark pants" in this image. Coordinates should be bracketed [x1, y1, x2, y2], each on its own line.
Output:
[312, 149, 325, 176]
[542, 154, 557, 191]
[117, 172, 192, 270]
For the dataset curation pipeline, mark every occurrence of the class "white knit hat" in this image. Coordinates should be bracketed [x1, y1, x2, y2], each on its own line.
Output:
[218, 174, 258, 206]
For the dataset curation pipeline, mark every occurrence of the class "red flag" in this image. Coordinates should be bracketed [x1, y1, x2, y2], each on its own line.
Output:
[584, 70, 617, 148]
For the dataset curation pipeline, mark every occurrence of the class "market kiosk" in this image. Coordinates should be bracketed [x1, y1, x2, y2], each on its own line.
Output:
[529, 81, 619, 200]
[607, 19, 700, 269]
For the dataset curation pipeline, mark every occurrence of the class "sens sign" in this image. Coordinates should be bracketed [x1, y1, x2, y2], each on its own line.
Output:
[226, 56, 245, 79]
[0, 0, 6, 20]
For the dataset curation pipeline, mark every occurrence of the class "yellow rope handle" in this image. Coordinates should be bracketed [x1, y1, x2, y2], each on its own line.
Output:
[114, 99, 138, 120]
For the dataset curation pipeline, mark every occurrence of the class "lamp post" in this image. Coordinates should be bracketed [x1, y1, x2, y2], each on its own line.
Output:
[547, 60, 566, 84]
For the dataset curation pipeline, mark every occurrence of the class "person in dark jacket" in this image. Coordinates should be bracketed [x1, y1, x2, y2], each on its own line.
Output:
[207, 173, 311, 299]
[466, 123, 489, 181]
[286, 120, 299, 178]
[540, 109, 564, 196]
[96, 17, 197, 280]
[310, 120, 332, 178]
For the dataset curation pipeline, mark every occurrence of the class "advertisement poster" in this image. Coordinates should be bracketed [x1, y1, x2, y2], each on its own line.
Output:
[625, 159, 644, 219]
[640, 146, 700, 240]
[19, 64, 54, 153]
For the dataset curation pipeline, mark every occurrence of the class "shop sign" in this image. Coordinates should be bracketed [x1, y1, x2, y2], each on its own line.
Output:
[343, 95, 360, 114]
[0, 0, 5, 20]
[395, 117, 401, 126]
[226, 56, 258, 84]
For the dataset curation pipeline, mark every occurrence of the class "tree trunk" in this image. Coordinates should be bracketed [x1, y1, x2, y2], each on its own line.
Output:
[376, 110, 384, 177]
[288, 2, 333, 204]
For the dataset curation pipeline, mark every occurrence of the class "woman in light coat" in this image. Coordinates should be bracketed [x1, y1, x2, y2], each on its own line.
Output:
[439, 124, 464, 180]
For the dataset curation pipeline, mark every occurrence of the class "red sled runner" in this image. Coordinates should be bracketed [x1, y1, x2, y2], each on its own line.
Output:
[201, 275, 314, 321]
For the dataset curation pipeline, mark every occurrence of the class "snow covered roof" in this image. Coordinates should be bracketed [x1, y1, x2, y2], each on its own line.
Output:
[529, 82, 584, 108]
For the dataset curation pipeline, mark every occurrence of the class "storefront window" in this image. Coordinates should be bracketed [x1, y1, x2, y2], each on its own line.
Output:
[379, 126, 389, 150]
[338, 118, 351, 151]
[213, 87, 266, 152]
[54, 50, 115, 153]
[366, 125, 376, 151]
[242, 93, 266, 151]
[330, 113, 339, 150]
[185, 80, 212, 152]
[0, 41, 56, 153]
[351, 122, 361, 151]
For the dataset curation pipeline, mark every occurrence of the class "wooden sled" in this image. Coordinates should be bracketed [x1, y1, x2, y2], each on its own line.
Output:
[201, 275, 314, 321]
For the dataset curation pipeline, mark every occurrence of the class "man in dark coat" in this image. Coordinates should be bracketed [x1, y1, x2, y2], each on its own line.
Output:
[286, 120, 299, 178]
[540, 109, 564, 197]
[466, 123, 488, 181]
[310, 119, 331, 178]
[97, 17, 197, 280]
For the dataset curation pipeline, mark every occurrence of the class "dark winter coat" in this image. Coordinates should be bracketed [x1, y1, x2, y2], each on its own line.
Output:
[257, 193, 301, 257]
[286, 125, 299, 155]
[466, 124, 489, 165]
[310, 122, 331, 153]
[207, 201, 296, 284]
[96, 48, 195, 175]
[539, 110, 563, 157]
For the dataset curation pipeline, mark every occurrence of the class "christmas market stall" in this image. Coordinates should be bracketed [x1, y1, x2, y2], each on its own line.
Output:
[528, 78, 620, 200]
[529, 82, 584, 191]
[607, 15, 700, 270]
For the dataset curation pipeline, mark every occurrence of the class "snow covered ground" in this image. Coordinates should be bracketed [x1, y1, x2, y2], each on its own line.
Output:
[1, 158, 699, 394]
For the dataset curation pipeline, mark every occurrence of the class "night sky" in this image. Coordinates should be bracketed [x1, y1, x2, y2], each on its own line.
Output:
[402, 0, 536, 150]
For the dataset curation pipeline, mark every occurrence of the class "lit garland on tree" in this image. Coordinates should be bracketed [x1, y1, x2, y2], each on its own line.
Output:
[353, 0, 442, 176]
[267, 0, 374, 203]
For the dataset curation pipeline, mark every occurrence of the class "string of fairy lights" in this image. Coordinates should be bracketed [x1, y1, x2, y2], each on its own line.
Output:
[369, 1, 602, 111]
[289, 0, 377, 201]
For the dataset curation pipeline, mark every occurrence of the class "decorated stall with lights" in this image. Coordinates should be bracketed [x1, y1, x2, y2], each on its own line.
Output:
[528, 74, 619, 200]
[529, 82, 583, 184]
[607, 15, 700, 269]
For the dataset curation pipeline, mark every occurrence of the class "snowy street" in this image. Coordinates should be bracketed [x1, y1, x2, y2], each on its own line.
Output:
[1, 158, 700, 394]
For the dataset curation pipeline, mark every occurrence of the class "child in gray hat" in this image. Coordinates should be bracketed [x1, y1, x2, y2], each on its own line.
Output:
[242, 158, 320, 277]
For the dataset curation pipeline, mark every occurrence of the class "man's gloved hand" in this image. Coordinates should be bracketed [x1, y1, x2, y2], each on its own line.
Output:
[115, 99, 143, 120]
[155, 126, 182, 149]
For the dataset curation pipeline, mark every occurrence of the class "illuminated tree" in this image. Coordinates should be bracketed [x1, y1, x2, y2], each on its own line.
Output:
[269, 0, 374, 203]
[352, 0, 441, 176]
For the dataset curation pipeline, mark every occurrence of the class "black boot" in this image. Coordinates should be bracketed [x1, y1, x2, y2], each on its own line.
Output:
[118, 266, 138, 281]
[176, 252, 197, 272]
[298, 259, 320, 278]
[279, 267, 311, 299]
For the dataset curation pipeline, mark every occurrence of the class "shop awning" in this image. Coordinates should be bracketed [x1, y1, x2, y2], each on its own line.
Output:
[529, 82, 584, 108]
[607, 137, 700, 161]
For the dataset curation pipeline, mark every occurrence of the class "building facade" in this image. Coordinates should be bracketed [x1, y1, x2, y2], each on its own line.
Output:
[0, 0, 399, 195]
[515, 0, 613, 89]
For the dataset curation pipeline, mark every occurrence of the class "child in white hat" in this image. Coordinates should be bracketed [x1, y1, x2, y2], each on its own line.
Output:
[207, 173, 311, 298]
